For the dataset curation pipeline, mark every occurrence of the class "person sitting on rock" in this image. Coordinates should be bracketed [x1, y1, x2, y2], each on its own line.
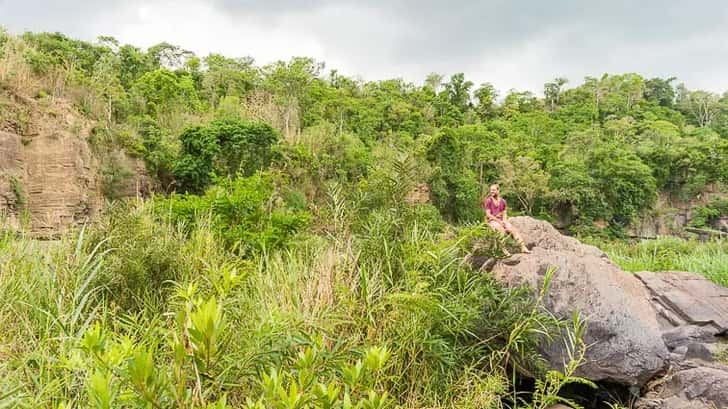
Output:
[483, 184, 530, 255]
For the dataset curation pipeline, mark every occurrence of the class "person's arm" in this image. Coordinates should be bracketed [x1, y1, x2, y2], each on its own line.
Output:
[486, 208, 496, 221]
[484, 198, 496, 221]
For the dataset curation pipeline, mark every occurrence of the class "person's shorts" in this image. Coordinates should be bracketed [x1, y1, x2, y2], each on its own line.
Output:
[488, 220, 513, 231]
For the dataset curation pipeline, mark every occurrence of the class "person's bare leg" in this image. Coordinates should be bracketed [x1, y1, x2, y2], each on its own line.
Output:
[488, 221, 511, 256]
[505, 224, 530, 253]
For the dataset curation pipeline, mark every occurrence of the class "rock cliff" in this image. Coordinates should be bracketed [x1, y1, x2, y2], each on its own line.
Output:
[0, 92, 147, 237]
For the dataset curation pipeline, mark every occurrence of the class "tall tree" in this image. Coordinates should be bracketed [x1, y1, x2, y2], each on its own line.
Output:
[677, 87, 720, 127]
[544, 77, 568, 111]
[444, 73, 473, 112]
[263, 57, 324, 139]
[644, 77, 676, 107]
[425, 72, 444, 93]
[473, 82, 498, 120]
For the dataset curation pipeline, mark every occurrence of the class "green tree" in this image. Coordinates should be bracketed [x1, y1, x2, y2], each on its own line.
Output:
[677, 87, 720, 127]
[211, 118, 280, 177]
[145, 42, 194, 70]
[21, 31, 111, 75]
[202, 54, 258, 106]
[502, 90, 540, 118]
[473, 82, 498, 120]
[132, 69, 200, 115]
[644, 77, 676, 107]
[117, 44, 149, 89]
[544, 77, 568, 111]
[426, 128, 481, 221]
[91, 53, 127, 122]
[444, 73, 473, 112]
[263, 57, 324, 138]
[588, 144, 657, 225]
[173, 125, 219, 193]
[424, 72, 444, 94]
[496, 156, 550, 215]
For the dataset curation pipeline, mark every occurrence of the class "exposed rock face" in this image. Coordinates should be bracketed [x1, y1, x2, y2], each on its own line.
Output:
[636, 271, 728, 338]
[716, 216, 728, 233]
[489, 216, 669, 386]
[629, 187, 727, 239]
[0, 93, 148, 237]
[636, 365, 728, 409]
[634, 271, 728, 409]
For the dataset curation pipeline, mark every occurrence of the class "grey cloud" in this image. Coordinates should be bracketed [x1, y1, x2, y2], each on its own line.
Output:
[206, 0, 728, 58]
[1, 0, 146, 39]
[204, 0, 728, 90]
[2, 0, 728, 92]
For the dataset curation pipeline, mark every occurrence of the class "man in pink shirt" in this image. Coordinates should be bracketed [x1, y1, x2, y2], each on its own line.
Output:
[483, 184, 530, 254]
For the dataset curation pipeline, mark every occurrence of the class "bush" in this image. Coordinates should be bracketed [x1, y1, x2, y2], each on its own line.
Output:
[691, 199, 728, 228]
[173, 125, 219, 193]
[86, 201, 186, 309]
[173, 118, 280, 193]
[100, 155, 134, 200]
[137, 115, 178, 189]
[160, 172, 310, 254]
[211, 117, 280, 177]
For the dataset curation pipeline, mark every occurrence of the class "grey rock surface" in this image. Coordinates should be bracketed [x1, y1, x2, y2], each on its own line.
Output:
[636, 365, 728, 409]
[481, 217, 728, 408]
[488, 217, 669, 386]
[635, 271, 728, 335]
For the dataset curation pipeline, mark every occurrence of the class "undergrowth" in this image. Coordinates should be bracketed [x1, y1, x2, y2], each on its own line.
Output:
[0, 196, 593, 408]
[597, 236, 728, 287]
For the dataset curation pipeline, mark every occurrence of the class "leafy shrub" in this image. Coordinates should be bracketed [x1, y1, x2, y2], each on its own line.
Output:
[0, 27, 7, 52]
[211, 117, 280, 177]
[137, 115, 178, 189]
[275, 122, 372, 200]
[173, 118, 280, 193]
[132, 68, 201, 115]
[247, 345, 394, 409]
[100, 156, 134, 200]
[691, 199, 728, 228]
[637, 131, 728, 198]
[425, 128, 483, 222]
[9, 175, 26, 208]
[160, 172, 310, 254]
[86, 201, 186, 309]
[173, 124, 219, 193]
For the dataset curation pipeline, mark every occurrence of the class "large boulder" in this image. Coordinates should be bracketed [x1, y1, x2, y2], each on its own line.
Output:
[487, 217, 669, 386]
[636, 271, 728, 362]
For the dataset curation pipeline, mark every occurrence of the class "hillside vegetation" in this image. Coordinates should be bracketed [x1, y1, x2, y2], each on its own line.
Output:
[1, 29, 726, 233]
[0, 28, 726, 408]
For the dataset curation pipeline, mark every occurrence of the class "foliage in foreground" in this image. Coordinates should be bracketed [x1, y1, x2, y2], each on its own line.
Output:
[0, 196, 598, 408]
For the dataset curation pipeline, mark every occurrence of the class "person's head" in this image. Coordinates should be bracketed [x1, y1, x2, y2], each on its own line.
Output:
[489, 184, 500, 197]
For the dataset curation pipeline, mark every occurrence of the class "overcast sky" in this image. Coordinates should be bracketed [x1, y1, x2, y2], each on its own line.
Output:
[2, 0, 728, 94]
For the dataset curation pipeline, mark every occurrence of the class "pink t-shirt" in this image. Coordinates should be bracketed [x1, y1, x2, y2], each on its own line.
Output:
[484, 197, 506, 220]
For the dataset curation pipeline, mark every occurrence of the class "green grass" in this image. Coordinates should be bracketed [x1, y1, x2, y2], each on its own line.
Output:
[0, 201, 588, 409]
[597, 236, 728, 287]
